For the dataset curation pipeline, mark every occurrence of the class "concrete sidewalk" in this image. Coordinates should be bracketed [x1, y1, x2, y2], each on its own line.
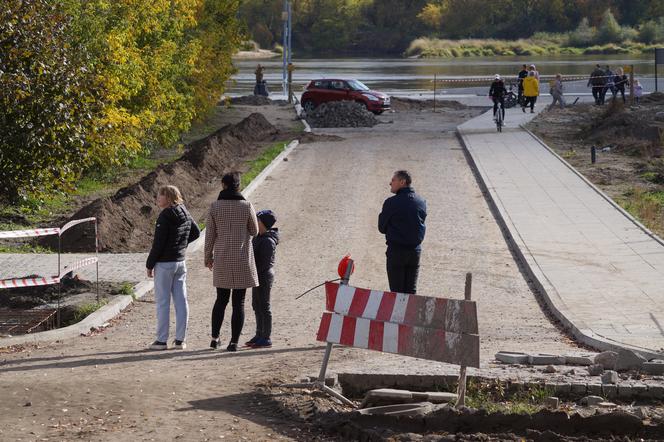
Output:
[458, 105, 664, 359]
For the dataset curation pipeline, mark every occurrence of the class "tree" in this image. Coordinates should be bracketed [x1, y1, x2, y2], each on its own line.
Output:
[568, 17, 595, 46]
[0, 0, 101, 201]
[597, 9, 623, 43]
[417, 3, 443, 31]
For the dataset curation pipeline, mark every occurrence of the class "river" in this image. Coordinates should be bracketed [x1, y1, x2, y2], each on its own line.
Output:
[227, 54, 659, 98]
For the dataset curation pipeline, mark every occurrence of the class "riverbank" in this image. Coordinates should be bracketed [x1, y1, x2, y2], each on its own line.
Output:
[406, 37, 659, 58]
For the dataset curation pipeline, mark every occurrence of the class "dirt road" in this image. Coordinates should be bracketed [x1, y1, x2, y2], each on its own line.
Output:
[0, 107, 581, 441]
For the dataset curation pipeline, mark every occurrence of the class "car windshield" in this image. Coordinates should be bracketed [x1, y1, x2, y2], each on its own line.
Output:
[347, 80, 370, 91]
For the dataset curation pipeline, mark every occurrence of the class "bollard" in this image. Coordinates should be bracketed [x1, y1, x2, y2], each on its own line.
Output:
[591, 146, 596, 164]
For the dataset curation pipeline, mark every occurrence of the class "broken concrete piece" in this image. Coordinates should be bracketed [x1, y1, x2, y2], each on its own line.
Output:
[528, 354, 566, 365]
[597, 401, 617, 408]
[642, 360, 664, 375]
[357, 402, 435, 417]
[544, 365, 557, 373]
[544, 397, 559, 408]
[495, 351, 529, 364]
[361, 389, 457, 408]
[579, 395, 604, 406]
[564, 354, 594, 366]
[587, 364, 604, 376]
[601, 370, 619, 384]
[594, 351, 618, 370]
[615, 349, 647, 372]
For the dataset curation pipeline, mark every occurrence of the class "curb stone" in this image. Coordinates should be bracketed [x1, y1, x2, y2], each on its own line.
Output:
[0, 123, 304, 348]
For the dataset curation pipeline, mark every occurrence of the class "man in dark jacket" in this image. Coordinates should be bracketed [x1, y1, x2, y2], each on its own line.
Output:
[378, 170, 427, 294]
[247, 210, 279, 348]
[517, 64, 528, 105]
[588, 64, 607, 105]
[489, 74, 506, 121]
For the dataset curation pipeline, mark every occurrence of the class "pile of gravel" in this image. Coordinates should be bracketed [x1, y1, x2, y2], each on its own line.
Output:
[305, 101, 378, 128]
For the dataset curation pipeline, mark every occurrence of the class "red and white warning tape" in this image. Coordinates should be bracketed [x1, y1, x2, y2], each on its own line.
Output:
[0, 276, 60, 289]
[61, 257, 98, 274]
[0, 228, 60, 239]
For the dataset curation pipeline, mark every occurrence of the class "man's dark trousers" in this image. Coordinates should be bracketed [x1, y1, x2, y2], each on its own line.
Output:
[386, 246, 421, 294]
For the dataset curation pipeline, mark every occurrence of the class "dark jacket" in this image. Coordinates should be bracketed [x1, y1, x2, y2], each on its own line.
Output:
[614, 74, 628, 90]
[378, 187, 427, 251]
[489, 80, 506, 98]
[253, 228, 279, 275]
[588, 67, 607, 87]
[518, 69, 528, 89]
[146, 204, 200, 269]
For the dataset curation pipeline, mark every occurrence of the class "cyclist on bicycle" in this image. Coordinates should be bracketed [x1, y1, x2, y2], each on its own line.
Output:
[489, 74, 506, 121]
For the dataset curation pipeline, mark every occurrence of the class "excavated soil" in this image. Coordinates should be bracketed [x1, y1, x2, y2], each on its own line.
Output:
[61, 113, 280, 252]
[258, 383, 664, 441]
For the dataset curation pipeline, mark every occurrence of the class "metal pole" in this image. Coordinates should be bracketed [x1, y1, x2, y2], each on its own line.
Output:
[282, 0, 288, 95]
[318, 258, 354, 384]
[591, 146, 596, 164]
[656, 59, 658, 92]
[433, 74, 437, 113]
[95, 219, 99, 303]
[287, 0, 292, 66]
[455, 272, 472, 407]
[629, 65, 634, 105]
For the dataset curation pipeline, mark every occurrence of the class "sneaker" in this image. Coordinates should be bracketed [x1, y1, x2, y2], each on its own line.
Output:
[252, 338, 272, 348]
[210, 338, 221, 349]
[173, 340, 186, 350]
[530, 110, 535, 113]
[226, 342, 238, 352]
[149, 341, 167, 350]
[522, 107, 526, 113]
[244, 336, 259, 347]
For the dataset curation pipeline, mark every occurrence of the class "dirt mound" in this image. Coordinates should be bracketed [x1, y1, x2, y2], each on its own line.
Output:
[305, 101, 378, 128]
[228, 95, 273, 106]
[583, 101, 664, 155]
[62, 113, 278, 252]
[391, 97, 468, 111]
[297, 133, 344, 144]
[641, 91, 664, 104]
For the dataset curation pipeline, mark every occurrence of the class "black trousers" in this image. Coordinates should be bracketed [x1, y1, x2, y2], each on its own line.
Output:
[386, 247, 421, 294]
[523, 96, 537, 111]
[211, 288, 246, 343]
[591, 87, 602, 104]
[252, 272, 273, 339]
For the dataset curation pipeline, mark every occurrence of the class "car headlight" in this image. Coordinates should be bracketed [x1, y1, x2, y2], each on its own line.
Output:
[362, 94, 379, 101]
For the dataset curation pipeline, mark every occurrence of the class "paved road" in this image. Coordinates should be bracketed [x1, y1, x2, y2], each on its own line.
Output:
[0, 107, 581, 440]
[459, 106, 664, 358]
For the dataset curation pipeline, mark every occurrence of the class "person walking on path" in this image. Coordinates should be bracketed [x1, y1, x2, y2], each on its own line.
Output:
[604, 65, 616, 101]
[205, 172, 259, 352]
[634, 79, 643, 104]
[522, 71, 539, 113]
[614, 68, 628, 103]
[548, 74, 565, 110]
[246, 210, 279, 349]
[517, 64, 528, 105]
[528, 64, 540, 81]
[146, 185, 200, 350]
[378, 170, 427, 294]
[588, 64, 607, 105]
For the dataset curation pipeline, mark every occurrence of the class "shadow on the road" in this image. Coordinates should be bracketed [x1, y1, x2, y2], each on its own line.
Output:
[0, 345, 327, 374]
[178, 391, 335, 441]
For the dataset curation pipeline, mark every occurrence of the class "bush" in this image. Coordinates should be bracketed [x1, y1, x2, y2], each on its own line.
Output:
[639, 19, 664, 44]
[597, 9, 623, 44]
[568, 17, 595, 47]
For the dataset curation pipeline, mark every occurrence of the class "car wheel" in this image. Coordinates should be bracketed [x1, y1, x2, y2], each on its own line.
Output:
[302, 100, 315, 113]
[373, 110, 383, 115]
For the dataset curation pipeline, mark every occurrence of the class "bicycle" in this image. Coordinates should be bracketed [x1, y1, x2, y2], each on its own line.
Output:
[504, 82, 519, 108]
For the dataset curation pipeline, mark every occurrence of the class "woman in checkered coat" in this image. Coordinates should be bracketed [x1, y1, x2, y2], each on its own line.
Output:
[204, 172, 259, 351]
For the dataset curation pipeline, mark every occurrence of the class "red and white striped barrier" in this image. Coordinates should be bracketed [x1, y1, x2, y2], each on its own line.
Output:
[0, 276, 60, 289]
[0, 218, 99, 291]
[0, 228, 60, 239]
[316, 282, 480, 368]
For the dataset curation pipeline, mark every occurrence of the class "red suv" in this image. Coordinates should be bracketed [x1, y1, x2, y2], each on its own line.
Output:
[301, 79, 390, 115]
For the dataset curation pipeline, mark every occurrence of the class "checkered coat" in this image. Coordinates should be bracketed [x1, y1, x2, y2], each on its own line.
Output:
[204, 199, 259, 289]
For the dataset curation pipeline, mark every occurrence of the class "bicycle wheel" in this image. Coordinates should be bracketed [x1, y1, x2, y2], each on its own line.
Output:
[504, 93, 518, 109]
[496, 112, 502, 132]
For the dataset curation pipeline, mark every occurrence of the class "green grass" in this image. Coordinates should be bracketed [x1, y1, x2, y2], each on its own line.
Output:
[405, 37, 658, 58]
[117, 282, 135, 298]
[0, 243, 54, 254]
[241, 142, 287, 189]
[618, 187, 664, 238]
[63, 300, 109, 327]
[464, 379, 552, 415]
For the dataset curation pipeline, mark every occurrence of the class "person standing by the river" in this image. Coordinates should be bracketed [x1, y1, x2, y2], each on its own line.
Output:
[517, 64, 528, 105]
[522, 71, 539, 113]
[588, 64, 606, 105]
